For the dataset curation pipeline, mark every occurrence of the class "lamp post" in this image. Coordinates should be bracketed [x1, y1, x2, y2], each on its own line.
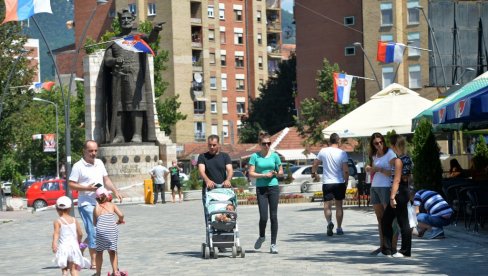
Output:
[353, 42, 382, 91]
[33, 97, 59, 179]
[415, 6, 448, 91]
[64, 0, 108, 187]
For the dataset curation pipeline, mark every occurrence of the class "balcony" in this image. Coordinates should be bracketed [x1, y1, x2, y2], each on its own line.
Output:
[192, 36, 202, 48]
[191, 17, 202, 25]
[267, 44, 281, 59]
[267, 21, 281, 33]
[266, 0, 280, 10]
[195, 132, 206, 141]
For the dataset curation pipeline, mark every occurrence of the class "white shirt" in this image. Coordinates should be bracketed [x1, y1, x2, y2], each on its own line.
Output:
[316, 147, 348, 184]
[371, 148, 396, 188]
[150, 165, 169, 184]
[69, 158, 108, 206]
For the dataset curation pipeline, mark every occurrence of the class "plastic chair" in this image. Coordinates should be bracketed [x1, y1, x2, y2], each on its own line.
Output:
[466, 187, 488, 232]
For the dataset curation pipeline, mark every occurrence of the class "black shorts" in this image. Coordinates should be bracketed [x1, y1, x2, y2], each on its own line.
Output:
[171, 181, 181, 190]
[322, 183, 347, 201]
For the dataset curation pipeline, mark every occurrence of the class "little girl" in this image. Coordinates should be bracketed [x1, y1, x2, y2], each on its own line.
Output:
[52, 196, 91, 276]
[93, 187, 126, 276]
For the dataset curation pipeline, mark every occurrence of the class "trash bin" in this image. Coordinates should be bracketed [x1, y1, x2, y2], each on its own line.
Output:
[144, 179, 154, 204]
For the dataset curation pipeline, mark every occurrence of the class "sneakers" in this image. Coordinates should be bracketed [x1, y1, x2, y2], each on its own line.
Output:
[254, 237, 265, 249]
[336, 228, 344, 235]
[392, 252, 405, 258]
[270, 244, 278, 254]
[427, 228, 445, 239]
[377, 252, 392, 258]
[327, 222, 334, 236]
[370, 247, 382, 255]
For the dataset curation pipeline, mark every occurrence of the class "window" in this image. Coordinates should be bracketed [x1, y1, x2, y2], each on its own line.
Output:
[344, 16, 355, 26]
[128, 3, 137, 14]
[257, 10, 262, 22]
[236, 74, 245, 90]
[409, 64, 421, 89]
[234, 29, 244, 44]
[147, 3, 156, 16]
[380, 3, 393, 26]
[380, 34, 393, 42]
[211, 101, 217, 113]
[258, 56, 263, 69]
[219, 3, 225, 20]
[257, 33, 262, 45]
[407, 32, 421, 57]
[222, 98, 228, 114]
[210, 76, 217, 89]
[234, 9, 242, 21]
[208, 29, 215, 41]
[194, 122, 205, 141]
[211, 124, 218, 135]
[208, 5, 214, 18]
[194, 101, 206, 114]
[345, 47, 355, 56]
[235, 52, 244, 67]
[209, 52, 216, 64]
[382, 66, 394, 88]
[221, 53, 227, 66]
[223, 121, 229, 137]
[237, 102, 245, 114]
[220, 31, 226, 44]
[407, 0, 420, 25]
[221, 74, 227, 90]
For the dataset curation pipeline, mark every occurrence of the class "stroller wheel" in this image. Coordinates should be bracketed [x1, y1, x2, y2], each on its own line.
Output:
[212, 247, 219, 259]
[201, 243, 206, 258]
[240, 248, 246, 258]
[232, 246, 237, 258]
[204, 246, 210, 259]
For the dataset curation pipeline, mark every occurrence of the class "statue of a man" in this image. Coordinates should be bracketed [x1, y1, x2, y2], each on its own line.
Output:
[101, 9, 163, 144]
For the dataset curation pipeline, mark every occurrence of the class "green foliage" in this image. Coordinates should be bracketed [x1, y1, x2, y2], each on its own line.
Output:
[411, 119, 442, 191]
[385, 130, 397, 147]
[185, 168, 202, 190]
[472, 134, 488, 171]
[295, 58, 359, 146]
[245, 53, 297, 136]
[230, 178, 249, 189]
[238, 121, 262, 143]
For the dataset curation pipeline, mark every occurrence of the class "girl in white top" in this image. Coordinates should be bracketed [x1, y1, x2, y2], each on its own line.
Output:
[365, 132, 397, 256]
[52, 196, 91, 276]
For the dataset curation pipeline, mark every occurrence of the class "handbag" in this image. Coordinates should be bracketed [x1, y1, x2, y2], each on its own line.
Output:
[407, 201, 418, 228]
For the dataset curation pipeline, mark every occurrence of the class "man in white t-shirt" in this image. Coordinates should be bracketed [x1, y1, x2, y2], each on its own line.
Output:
[312, 133, 349, 236]
[150, 160, 169, 204]
[69, 140, 122, 268]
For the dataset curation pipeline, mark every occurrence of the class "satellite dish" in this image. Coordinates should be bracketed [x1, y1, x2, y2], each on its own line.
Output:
[194, 73, 202, 83]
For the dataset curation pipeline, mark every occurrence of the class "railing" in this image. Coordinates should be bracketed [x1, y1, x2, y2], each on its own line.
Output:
[195, 132, 206, 141]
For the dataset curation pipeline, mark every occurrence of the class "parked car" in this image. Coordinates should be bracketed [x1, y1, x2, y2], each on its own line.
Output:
[1, 182, 12, 195]
[232, 170, 247, 181]
[26, 179, 78, 209]
[293, 159, 358, 192]
[22, 179, 37, 193]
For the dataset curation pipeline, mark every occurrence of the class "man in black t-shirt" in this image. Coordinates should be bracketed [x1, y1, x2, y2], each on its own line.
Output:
[169, 161, 182, 203]
[197, 135, 233, 191]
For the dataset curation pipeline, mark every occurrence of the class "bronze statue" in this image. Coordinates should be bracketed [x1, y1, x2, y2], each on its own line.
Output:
[100, 9, 163, 144]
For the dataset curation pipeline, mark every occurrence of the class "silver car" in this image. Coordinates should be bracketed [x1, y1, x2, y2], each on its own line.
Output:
[293, 160, 358, 192]
[1, 182, 12, 195]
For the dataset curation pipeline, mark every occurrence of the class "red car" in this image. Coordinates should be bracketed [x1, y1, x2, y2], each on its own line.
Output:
[26, 179, 78, 209]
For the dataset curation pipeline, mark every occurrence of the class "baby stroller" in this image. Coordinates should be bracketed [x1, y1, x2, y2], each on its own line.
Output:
[201, 186, 245, 259]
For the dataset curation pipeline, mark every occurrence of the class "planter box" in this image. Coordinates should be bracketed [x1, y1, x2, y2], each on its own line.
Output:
[183, 190, 202, 201]
[239, 197, 310, 205]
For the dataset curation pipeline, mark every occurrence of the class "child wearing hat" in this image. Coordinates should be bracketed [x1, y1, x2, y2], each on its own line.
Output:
[93, 187, 126, 276]
[52, 196, 91, 276]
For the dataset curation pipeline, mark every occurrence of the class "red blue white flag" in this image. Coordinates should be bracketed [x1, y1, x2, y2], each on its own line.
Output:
[114, 35, 155, 56]
[377, 41, 405, 63]
[2, 0, 52, 24]
[333, 73, 353, 105]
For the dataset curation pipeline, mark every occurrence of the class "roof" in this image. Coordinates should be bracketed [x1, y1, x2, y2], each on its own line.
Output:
[275, 149, 317, 160]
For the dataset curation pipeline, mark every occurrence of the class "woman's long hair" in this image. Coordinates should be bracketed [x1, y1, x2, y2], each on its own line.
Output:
[368, 132, 388, 163]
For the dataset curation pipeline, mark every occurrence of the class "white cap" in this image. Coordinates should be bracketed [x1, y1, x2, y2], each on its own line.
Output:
[56, 196, 72, 209]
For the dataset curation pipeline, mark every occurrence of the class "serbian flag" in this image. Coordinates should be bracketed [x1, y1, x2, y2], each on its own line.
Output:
[2, 0, 52, 24]
[377, 41, 405, 63]
[114, 35, 155, 56]
[29, 81, 55, 92]
[333, 73, 353, 105]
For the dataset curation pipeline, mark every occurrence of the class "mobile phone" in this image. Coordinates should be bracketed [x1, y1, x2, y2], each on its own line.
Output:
[93, 183, 102, 188]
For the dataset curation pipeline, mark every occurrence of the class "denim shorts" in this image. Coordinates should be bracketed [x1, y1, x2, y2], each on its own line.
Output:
[370, 186, 390, 205]
[78, 204, 96, 248]
[417, 213, 451, 228]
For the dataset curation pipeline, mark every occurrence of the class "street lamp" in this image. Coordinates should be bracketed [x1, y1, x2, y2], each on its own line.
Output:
[64, 0, 108, 206]
[415, 6, 448, 91]
[353, 42, 382, 91]
[33, 97, 59, 179]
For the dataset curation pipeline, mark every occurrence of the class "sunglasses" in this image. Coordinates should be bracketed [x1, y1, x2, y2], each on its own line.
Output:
[261, 142, 271, 146]
[374, 141, 383, 146]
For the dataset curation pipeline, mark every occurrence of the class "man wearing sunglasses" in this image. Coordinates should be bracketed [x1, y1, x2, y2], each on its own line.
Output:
[312, 133, 349, 236]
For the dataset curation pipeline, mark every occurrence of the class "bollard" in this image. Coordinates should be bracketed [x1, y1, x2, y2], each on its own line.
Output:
[144, 179, 154, 204]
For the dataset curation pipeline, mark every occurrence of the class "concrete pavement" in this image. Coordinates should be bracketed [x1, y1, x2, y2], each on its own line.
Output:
[1, 200, 488, 275]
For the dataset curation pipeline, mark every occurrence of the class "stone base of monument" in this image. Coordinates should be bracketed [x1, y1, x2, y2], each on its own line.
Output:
[99, 143, 159, 199]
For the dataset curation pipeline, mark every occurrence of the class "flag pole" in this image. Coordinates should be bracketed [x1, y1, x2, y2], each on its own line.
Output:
[405, 45, 431, 52]
[348, 74, 375, 81]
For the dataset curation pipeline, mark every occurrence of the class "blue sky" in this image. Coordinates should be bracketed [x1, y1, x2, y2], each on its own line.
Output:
[282, 0, 294, 13]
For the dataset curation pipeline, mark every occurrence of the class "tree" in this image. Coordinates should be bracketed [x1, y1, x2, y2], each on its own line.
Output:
[411, 119, 443, 191]
[295, 58, 359, 146]
[240, 53, 297, 143]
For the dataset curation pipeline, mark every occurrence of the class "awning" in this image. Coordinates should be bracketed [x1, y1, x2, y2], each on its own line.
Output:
[275, 149, 317, 161]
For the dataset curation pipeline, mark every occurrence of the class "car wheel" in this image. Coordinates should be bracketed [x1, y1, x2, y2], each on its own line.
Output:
[300, 182, 308, 193]
[33, 199, 47, 209]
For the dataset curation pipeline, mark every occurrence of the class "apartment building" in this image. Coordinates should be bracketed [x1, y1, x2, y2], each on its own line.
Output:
[65, 0, 282, 144]
[295, 0, 437, 108]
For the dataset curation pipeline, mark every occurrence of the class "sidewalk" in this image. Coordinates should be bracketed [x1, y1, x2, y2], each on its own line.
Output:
[1, 201, 487, 275]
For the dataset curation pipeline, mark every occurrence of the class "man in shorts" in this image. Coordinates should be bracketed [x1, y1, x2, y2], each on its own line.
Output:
[169, 161, 182, 203]
[312, 133, 349, 236]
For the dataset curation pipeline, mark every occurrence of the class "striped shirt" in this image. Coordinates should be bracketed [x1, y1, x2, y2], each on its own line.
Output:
[414, 189, 453, 217]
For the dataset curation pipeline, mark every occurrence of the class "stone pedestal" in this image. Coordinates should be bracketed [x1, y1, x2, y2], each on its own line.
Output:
[99, 143, 160, 198]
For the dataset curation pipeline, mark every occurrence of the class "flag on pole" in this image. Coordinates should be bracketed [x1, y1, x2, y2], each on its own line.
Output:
[29, 81, 55, 92]
[377, 41, 405, 63]
[333, 73, 353, 105]
[114, 35, 155, 56]
[2, 0, 52, 24]
[43, 133, 56, 152]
